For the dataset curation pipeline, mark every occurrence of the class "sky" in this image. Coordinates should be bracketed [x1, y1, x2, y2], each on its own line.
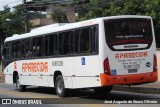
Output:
[0, 0, 31, 11]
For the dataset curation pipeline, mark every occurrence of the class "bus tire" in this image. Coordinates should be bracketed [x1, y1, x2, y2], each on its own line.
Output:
[93, 86, 112, 94]
[16, 76, 26, 92]
[55, 75, 68, 97]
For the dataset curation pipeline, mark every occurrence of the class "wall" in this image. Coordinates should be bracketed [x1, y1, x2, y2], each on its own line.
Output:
[30, 18, 54, 26]
[46, 5, 76, 23]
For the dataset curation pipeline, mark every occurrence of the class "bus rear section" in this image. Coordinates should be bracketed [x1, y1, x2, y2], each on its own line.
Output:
[101, 17, 158, 86]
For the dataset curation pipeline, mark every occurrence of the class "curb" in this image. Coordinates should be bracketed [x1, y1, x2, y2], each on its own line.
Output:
[113, 86, 160, 94]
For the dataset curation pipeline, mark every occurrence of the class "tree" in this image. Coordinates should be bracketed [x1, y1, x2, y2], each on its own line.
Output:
[0, 5, 34, 41]
[0, 6, 24, 40]
[76, 0, 160, 47]
[0, 6, 12, 41]
[51, 9, 68, 23]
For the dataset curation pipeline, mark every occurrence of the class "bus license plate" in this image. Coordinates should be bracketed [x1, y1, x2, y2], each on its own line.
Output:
[124, 64, 140, 69]
[128, 69, 138, 73]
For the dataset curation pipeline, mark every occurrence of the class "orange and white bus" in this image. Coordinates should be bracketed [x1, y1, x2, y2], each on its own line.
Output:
[2, 15, 158, 97]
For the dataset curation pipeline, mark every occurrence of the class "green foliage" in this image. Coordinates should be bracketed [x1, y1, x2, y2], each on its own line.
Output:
[29, 12, 46, 19]
[51, 9, 68, 23]
[0, 6, 25, 40]
[0, 5, 34, 41]
[76, 0, 160, 47]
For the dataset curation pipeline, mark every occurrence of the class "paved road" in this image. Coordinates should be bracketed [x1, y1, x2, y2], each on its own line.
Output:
[0, 83, 160, 107]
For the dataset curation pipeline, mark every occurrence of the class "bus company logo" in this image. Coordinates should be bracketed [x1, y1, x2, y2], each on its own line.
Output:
[115, 51, 148, 59]
[22, 62, 48, 73]
[146, 62, 151, 67]
[14, 61, 17, 71]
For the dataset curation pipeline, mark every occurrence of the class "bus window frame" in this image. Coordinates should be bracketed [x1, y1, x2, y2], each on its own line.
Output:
[75, 26, 92, 54]
[4, 24, 99, 62]
[104, 18, 153, 51]
[3, 43, 11, 61]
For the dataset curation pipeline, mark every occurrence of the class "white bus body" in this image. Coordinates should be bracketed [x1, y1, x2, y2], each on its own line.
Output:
[2, 15, 158, 97]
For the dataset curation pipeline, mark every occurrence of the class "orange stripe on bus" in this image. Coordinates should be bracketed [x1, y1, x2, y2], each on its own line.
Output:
[100, 71, 158, 86]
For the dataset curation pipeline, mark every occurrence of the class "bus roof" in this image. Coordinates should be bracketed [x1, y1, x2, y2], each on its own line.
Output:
[4, 15, 151, 43]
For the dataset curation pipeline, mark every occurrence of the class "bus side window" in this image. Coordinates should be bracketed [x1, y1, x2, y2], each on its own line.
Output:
[12, 42, 16, 58]
[22, 40, 26, 58]
[37, 37, 43, 57]
[63, 32, 70, 55]
[45, 34, 55, 56]
[33, 37, 43, 57]
[49, 35, 55, 55]
[79, 28, 92, 53]
[17, 41, 21, 58]
[75, 30, 79, 53]
[2, 43, 11, 68]
[54, 34, 59, 55]
[33, 38, 36, 57]
[22, 39, 32, 58]
[69, 31, 74, 54]
[59, 31, 73, 55]
[45, 36, 49, 56]
[58, 33, 64, 55]
[3, 44, 10, 61]
[92, 25, 98, 53]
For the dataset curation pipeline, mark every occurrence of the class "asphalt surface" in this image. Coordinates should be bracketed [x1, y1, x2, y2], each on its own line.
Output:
[0, 83, 160, 107]
[113, 81, 160, 94]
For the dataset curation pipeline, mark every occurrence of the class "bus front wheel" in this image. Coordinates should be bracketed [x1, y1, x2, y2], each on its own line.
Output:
[93, 86, 112, 94]
[16, 76, 26, 92]
[55, 75, 68, 97]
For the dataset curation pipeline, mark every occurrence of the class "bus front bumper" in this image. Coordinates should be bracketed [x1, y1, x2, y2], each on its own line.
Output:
[100, 71, 158, 86]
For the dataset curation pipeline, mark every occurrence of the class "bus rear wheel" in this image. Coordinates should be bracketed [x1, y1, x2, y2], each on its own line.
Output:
[55, 75, 68, 97]
[93, 86, 112, 94]
[16, 76, 26, 92]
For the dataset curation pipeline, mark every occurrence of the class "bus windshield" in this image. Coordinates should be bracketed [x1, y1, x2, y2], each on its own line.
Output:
[104, 18, 153, 51]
